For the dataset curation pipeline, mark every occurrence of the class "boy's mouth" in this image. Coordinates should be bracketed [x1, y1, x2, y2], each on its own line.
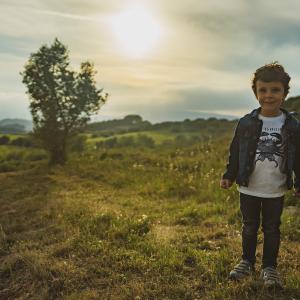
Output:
[263, 101, 276, 104]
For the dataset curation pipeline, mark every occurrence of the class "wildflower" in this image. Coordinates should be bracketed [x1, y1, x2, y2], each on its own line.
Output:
[141, 214, 148, 220]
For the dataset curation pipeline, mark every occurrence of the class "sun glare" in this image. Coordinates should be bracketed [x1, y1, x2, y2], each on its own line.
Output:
[110, 6, 163, 58]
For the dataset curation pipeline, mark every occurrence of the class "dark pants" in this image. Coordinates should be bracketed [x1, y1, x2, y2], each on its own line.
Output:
[240, 193, 284, 269]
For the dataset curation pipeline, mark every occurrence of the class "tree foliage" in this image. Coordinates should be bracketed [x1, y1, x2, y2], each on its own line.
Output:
[283, 96, 300, 119]
[21, 38, 107, 164]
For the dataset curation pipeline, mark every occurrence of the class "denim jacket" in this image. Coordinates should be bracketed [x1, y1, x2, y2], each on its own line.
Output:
[222, 107, 300, 189]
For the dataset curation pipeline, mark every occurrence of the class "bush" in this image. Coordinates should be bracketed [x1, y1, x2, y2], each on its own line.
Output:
[118, 136, 135, 147]
[25, 152, 48, 161]
[6, 151, 25, 161]
[10, 137, 33, 147]
[136, 134, 155, 148]
[69, 135, 87, 152]
[0, 161, 18, 172]
[101, 131, 114, 137]
[0, 135, 10, 145]
[104, 137, 117, 148]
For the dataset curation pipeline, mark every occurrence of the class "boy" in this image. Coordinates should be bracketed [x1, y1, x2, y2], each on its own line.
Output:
[220, 62, 300, 288]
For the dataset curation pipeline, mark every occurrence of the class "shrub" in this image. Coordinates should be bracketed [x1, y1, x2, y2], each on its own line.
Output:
[118, 136, 135, 147]
[6, 151, 25, 161]
[136, 134, 155, 148]
[10, 137, 33, 147]
[68, 135, 87, 152]
[0, 135, 10, 145]
[0, 161, 19, 172]
[103, 137, 117, 148]
[25, 152, 48, 161]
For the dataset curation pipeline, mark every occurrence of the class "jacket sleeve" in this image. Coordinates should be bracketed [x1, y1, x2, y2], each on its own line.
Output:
[293, 122, 300, 189]
[222, 121, 240, 181]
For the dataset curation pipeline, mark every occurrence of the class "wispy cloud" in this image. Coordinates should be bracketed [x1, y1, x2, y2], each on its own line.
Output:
[30, 9, 96, 21]
[1, 0, 300, 121]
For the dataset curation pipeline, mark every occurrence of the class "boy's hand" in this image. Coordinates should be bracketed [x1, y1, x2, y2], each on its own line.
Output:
[295, 189, 300, 197]
[220, 179, 233, 189]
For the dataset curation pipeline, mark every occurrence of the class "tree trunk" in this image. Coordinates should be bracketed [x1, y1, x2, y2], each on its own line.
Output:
[49, 144, 67, 165]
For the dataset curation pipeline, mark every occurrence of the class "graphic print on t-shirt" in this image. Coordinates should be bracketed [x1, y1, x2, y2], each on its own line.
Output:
[255, 129, 285, 168]
[238, 112, 287, 198]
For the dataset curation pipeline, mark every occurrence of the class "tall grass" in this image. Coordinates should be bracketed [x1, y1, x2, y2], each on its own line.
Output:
[0, 133, 299, 299]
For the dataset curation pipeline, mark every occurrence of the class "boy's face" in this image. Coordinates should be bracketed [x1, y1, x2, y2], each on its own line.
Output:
[255, 80, 285, 117]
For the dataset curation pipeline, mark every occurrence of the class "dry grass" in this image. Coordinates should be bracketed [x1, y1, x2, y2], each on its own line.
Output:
[0, 139, 299, 299]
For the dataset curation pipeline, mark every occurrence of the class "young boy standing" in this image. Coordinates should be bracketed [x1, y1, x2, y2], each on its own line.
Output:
[220, 62, 300, 288]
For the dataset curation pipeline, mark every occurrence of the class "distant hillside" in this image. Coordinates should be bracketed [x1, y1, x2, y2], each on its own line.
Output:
[85, 114, 237, 137]
[2, 98, 298, 136]
[0, 119, 33, 134]
[283, 96, 300, 118]
[86, 115, 152, 134]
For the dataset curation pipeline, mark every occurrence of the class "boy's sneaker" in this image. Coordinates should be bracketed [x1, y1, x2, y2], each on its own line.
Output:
[260, 267, 283, 289]
[229, 259, 254, 280]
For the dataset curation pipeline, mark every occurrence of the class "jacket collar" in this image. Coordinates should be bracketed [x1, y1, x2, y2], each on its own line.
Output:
[249, 107, 292, 120]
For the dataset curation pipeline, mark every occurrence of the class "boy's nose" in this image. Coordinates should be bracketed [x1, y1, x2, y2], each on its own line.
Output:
[265, 89, 273, 97]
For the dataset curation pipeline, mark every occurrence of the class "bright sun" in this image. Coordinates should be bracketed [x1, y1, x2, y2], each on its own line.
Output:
[110, 6, 163, 58]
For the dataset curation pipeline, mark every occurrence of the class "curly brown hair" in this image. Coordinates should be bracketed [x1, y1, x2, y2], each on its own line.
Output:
[251, 62, 291, 97]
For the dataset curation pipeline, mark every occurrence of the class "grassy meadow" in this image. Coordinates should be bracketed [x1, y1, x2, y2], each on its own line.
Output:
[0, 128, 299, 299]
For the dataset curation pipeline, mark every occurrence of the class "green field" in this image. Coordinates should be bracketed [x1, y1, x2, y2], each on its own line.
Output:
[0, 132, 299, 299]
[85, 131, 210, 148]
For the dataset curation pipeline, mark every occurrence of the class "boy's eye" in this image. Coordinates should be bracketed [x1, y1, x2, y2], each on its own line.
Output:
[272, 87, 281, 92]
[258, 87, 282, 93]
[258, 88, 266, 93]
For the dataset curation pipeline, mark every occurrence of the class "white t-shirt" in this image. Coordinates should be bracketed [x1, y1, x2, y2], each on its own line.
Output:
[238, 112, 287, 198]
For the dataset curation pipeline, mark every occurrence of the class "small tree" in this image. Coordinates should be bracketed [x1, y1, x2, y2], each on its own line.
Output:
[21, 38, 107, 164]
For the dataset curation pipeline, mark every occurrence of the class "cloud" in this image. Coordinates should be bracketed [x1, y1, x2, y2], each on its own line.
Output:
[171, 86, 254, 110]
[1, 0, 300, 121]
[0, 92, 31, 119]
[159, 0, 300, 74]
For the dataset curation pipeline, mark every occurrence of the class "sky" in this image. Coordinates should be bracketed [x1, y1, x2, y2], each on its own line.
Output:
[1, 0, 300, 123]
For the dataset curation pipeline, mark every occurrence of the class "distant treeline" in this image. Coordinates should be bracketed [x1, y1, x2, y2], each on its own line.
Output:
[0, 124, 27, 134]
[94, 133, 213, 150]
[86, 115, 152, 134]
[1, 96, 298, 135]
[86, 114, 238, 137]
[85, 96, 300, 137]
[282, 96, 300, 116]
